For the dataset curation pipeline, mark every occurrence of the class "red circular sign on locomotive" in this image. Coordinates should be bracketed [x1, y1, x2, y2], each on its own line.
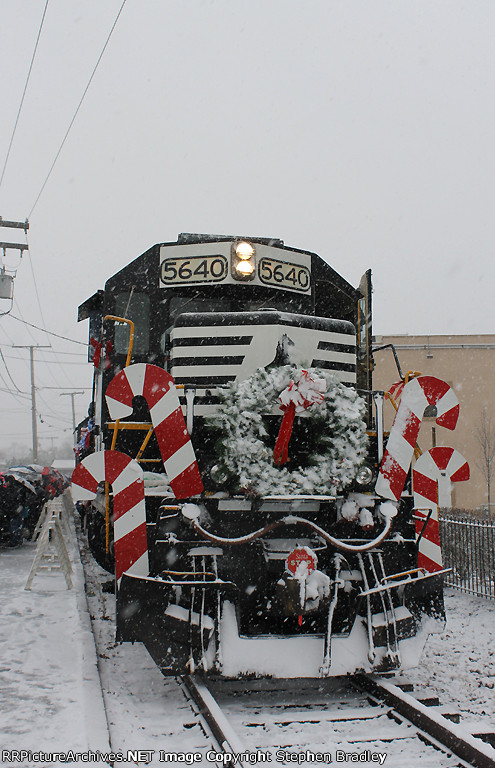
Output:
[286, 547, 317, 576]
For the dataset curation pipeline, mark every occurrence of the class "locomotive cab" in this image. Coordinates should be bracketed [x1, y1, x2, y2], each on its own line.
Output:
[74, 234, 447, 678]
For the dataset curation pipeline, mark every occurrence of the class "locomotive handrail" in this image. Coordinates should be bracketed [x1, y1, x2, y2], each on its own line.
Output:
[380, 567, 425, 582]
[358, 568, 451, 598]
[104, 314, 135, 368]
[184, 504, 397, 554]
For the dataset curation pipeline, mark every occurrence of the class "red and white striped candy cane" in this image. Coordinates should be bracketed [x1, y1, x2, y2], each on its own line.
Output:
[105, 363, 203, 499]
[375, 376, 460, 501]
[413, 446, 469, 573]
[385, 371, 422, 407]
[71, 451, 148, 582]
[386, 379, 405, 403]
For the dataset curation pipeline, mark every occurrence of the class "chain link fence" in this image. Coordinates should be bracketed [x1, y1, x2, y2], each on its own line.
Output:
[439, 509, 495, 599]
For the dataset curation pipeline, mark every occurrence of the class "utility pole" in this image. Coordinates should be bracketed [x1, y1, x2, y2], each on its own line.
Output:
[0, 218, 29, 304]
[0, 217, 29, 252]
[60, 391, 84, 447]
[12, 344, 49, 463]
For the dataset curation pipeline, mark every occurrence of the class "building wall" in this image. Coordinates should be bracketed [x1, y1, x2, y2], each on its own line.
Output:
[372, 334, 495, 511]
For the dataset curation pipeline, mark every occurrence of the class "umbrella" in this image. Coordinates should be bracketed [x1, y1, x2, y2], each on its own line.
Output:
[2, 471, 37, 494]
[9, 464, 68, 495]
[9, 464, 45, 475]
[8, 473, 37, 494]
[8, 466, 42, 485]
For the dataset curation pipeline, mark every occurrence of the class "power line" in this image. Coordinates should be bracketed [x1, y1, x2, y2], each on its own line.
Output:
[39, 411, 72, 427]
[23, 233, 77, 389]
[12, 298, 43, 346]
[25, 234, 51, 345]
[0, 324, 31, 370]
[0, 347, 24, 392]
[35, 350, 86, 357]
[7, 313, 86, 344]
[29, 0, 127, 217]
[47, 361, 89, 367]
[12, 253, 76, 391]
[0, 379, 30, 400]
[60, 391, 84, 444]
[38, 339, 74, 388]
[4, 336, 90, 434]
[0, 0, 50, 190]
[12, 343, 50, 461]
[0, 349, 31, 404]
[1, 431, 36, 437]
[2, 347, 86, 357]
[2, 355, 88, 366]
[39, 385, 91, 389]
[10, 296, 72, 394]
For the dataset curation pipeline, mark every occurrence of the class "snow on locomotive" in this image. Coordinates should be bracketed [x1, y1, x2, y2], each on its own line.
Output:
[73, 233, 456, 678]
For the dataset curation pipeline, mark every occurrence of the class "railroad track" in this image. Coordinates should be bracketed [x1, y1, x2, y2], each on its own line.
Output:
[182, 674, 495, 768]
[77, 519, 216, 762]
[77, 521, 495, 767]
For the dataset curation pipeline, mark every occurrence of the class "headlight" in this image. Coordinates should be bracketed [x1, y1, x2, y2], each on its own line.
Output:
[235, 241, 255, 259]
[355, 465, 373, 486]
[231, 240, 256, 281]
[235, 259, 255, 275]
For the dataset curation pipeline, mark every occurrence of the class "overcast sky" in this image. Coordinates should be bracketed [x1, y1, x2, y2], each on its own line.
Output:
[0, 0, 494, 457]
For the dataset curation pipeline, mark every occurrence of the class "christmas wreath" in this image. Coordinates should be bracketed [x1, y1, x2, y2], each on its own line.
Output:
[207, 365, 368, 497]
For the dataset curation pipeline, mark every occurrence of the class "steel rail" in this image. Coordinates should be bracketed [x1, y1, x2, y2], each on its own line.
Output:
[183, 673, 495, 766]
[353, 674, 495, 768]
[182, 675, 247, 765]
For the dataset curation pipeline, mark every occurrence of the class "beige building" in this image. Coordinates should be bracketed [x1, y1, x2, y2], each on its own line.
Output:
[372, 334, 495, 511]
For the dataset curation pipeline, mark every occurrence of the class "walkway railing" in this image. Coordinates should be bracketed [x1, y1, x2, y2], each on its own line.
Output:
[439, 511, 495, 600]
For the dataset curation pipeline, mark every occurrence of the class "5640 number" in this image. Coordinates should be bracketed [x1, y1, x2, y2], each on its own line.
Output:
[259, 258, 311, 292]
[160, 255, 228, 284]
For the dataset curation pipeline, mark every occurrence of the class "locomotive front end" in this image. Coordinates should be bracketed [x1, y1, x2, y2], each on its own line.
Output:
[74, 234, 449, 678]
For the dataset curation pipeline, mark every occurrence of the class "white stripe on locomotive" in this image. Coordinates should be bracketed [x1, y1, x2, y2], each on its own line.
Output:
[170, 325, 356, 385]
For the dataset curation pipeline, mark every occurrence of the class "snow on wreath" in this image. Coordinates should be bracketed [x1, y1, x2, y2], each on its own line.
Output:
[206, 365, 369, 497]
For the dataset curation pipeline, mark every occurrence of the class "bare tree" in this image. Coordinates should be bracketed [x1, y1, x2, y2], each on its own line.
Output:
[475, 407, 495, 508]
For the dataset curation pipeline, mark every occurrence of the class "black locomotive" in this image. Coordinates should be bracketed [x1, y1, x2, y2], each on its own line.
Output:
[74, 234, 446, 677]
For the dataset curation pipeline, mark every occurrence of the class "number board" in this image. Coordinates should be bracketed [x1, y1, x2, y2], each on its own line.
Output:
[258, 257, 311, 292]
[160, 255, 228, 285]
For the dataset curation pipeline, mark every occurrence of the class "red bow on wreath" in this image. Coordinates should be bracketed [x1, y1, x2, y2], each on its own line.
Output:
[273, 370, 327, 466]
[90, 337, 113, 370]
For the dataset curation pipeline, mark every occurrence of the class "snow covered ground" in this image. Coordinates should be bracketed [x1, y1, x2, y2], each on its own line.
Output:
[0, 531, 109, 761]
[0, 511, 494, 768]
[407, 589, 495, 724]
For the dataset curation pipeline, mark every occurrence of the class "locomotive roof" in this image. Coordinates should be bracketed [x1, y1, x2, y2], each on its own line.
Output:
[78, 234, 361, 320]
[177, 233, 285, 247]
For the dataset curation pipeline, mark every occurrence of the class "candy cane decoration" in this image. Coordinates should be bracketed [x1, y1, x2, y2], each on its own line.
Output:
[385, 371, 422, 407]
[413, 446, 469, 573]
[386, 379, 405, 405]
[375, 376, 460, 501]
[105, 363, 203, 498]
[71, 451, 148, 582]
